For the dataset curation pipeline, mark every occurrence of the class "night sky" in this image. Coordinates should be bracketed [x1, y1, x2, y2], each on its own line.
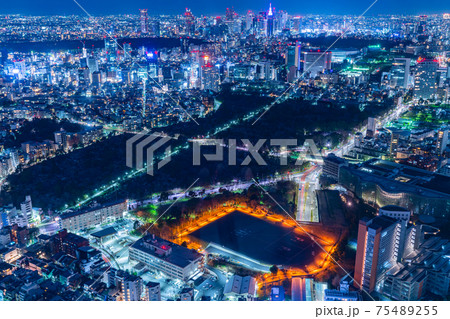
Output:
[0, 0, 448, 16]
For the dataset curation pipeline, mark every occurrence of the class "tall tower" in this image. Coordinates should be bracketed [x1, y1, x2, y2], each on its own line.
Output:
[142, 79, 146, 117]
[184, 8, 195, 36]
[267, 3, 274, 37]
[140, 9, 148, 34]
[354, 216, 403, 293]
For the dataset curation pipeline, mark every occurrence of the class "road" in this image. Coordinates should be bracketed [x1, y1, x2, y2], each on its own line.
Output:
[129, 170, 308, 211]
[296, 165, 321, 222]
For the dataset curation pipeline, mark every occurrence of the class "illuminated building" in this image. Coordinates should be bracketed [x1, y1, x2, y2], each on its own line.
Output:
[322, 153, 347, 181]
[114, 270, 143, 301]
[324, 275, 361, 301]
[354, 215, 403, 293]
[267, 4, 274, 37]
[10, 224, 29, 246]
[324, 289, 360, 301]
[382, 265, 427, 300]
[201, 63, 220, 92]
[140, 9, 148, 34]
[382, 237, 450, 300]
[414, 58, 438, 100]
[339, 159, 450, 217]
[184, 8, 195, 36]
[53, 229, 89, 258]
[20, 195, 33, 223]
[104, 38, 117, 62]
[87, 57, 98, 73]
[270, 286, 285, 301]
[54, 129, 68, 150]
[144, 282, 161, 301]
[245, 11, 255, 32]
[129, 234, 204, 282]
[367, 117, 376, 137]
[179, 287, 194, 301]
[302, 50, 332, 78]
[378, 205, 411, 223]
[390, 58, 411, 89]
[223, 275, 257, 301]
[436, 128, 448, 155]
[285, 44, 301, 82]
[59, 200, 127, 232]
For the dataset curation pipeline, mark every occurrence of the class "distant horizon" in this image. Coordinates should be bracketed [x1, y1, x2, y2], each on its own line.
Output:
[0, 0, 448, 17]
[1, 12, 449, 17]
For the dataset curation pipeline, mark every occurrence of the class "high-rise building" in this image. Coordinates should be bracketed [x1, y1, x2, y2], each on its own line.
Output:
[150, 21, 160, 37]
[245, 11, 255, 32]
[391, 58, 411, 89]
[436, 128, 448, 155]
[54, 129, 68, 149]
[115, 270, 143, 301]
[184, 8, 195, 36]
[201, 64, 220, 92]
[140, 9, 148, 34]
[292, 16, 302, 32]
[354, 215, 403, 293]
[144, 282, 161, 301]
[20, 195, 33, 223]
[104, 38, 117, 62]
[302, 50, 332, 78]
[367, 117, 376, 137]
[285, 44, 301, 82]
[322, 153, 347, 181]
[87, 57, 98, 73]
[387, 128, 404, 157]
[414, 58, 438, 100]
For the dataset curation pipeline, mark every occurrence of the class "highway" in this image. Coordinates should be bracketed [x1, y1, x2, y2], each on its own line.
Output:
[296, 165, 321, 223]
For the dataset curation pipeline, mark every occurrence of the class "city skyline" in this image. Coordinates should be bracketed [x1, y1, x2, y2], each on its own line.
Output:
[0, 0, 449, 16]
[0, 0, 449, 306]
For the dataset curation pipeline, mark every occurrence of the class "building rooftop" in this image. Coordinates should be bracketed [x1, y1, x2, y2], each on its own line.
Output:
[380, 205, 410, 212]
[367, 215, 398, 231]
[130, 234, 203, 269]
[90, 227, 117, 239]
[60, 199, 126, 220]
[344, 159, 450, 198]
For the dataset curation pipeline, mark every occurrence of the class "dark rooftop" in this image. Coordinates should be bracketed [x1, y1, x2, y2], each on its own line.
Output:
[90, 227, 117, 239]
[368, 215, 398, 231]
[380, 205, 410, 212]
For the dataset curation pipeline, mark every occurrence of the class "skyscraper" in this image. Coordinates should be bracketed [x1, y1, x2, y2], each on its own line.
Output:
[390, 58, 410, 89]
[354, 215, 403, 292]
[267, 4, 274, 37]
[367, 117, 376, 137]
[414, 58, 438, 100]
[286, 44, 301, 82]
[184, 8, 195, 36]
[436, 128, 448, 155]
[140, 9, 148, 34]
[20, 195, 33, 223]
[302, 50, 332, 78]
[201, 63, 220, 92]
